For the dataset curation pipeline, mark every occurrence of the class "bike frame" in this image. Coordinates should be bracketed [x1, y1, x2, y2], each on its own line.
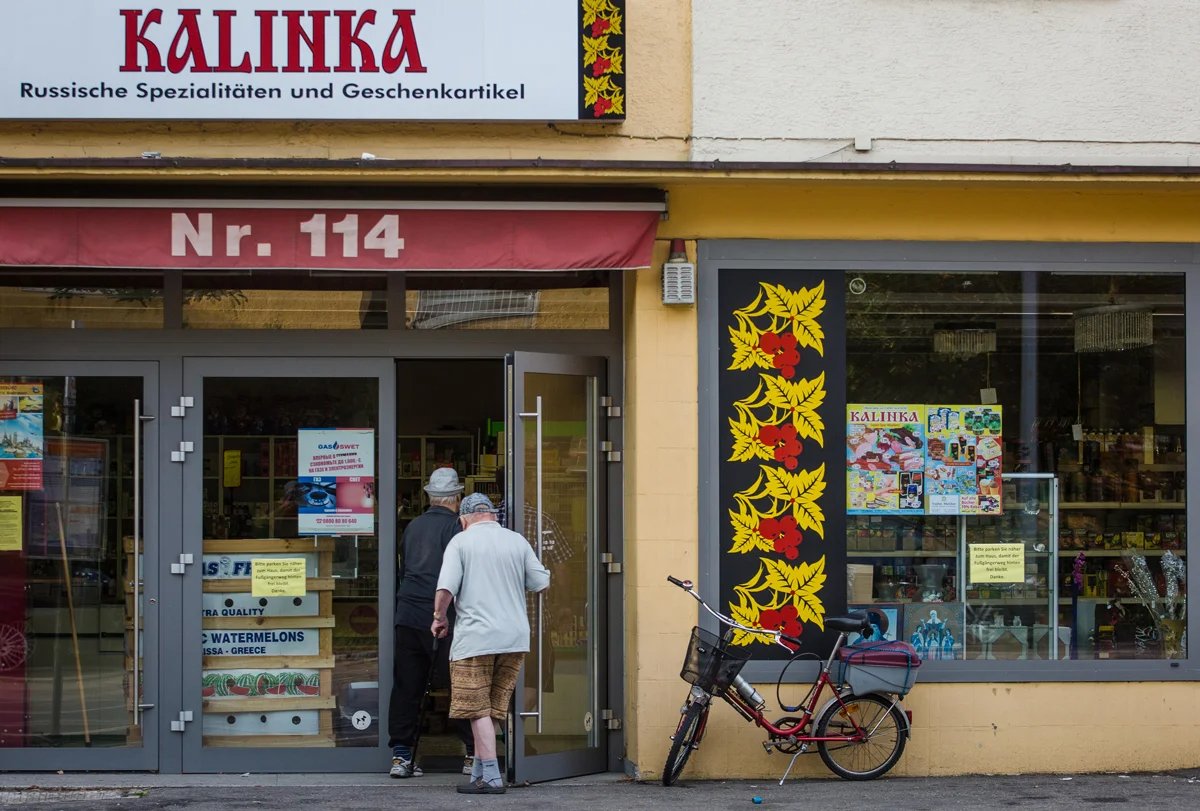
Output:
[667, 576, 909, 784]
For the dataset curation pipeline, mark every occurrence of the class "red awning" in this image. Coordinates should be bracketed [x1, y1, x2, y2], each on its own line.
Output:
[0, 199, 663, 271]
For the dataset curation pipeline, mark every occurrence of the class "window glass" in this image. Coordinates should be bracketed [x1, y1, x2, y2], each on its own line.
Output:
[0, 270, 163, 329]
[846, 272, 1186, 661]
[184, 270, 387, 329]
[405, 271, 609, 330]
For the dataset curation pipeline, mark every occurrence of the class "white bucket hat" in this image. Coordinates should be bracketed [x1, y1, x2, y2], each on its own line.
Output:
[424, 467, 464, 496]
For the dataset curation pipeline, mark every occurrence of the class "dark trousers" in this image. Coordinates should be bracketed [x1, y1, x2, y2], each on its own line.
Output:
[388, 624, 472, 752]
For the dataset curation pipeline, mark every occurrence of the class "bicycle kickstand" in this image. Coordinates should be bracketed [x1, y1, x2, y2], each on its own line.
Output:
[778, 743, 809, 786]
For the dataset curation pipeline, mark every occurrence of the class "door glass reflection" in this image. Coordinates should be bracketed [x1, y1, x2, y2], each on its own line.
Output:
[521, 372, 595, 756]
[199, 378, 379, 748]
[0, 376, 144, 748]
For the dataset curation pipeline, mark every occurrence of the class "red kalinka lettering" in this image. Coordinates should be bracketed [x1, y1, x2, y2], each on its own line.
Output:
[284, 10, 331, 73]
[167, 9, 211, 73]
[382, 10, 426, 73]
[120, 9, 164, 72]
[335, 10, 379, 72]
[117, 8, 424, 74]
[215, 9, 252, 72]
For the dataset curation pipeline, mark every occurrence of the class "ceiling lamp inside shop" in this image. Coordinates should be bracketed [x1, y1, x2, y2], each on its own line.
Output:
[1072, 304, 1154, 353]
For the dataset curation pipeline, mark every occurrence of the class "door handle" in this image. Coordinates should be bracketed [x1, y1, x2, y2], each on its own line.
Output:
[131, 398, 155, 727]
[517, 395, 544, 734]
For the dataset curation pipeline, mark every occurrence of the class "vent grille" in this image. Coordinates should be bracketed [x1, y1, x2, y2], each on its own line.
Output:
[662, 262, 695, 305]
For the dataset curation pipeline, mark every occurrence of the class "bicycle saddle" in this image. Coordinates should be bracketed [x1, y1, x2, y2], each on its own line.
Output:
[825, 611, 870, 634]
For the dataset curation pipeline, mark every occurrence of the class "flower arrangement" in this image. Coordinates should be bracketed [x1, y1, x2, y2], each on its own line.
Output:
[1115, 551, 1186, 623]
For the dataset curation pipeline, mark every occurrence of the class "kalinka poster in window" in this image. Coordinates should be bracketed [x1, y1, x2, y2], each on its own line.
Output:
[925, 404, 1003, 515]
[846, 405, 926, 515]
[845, 403, 1003, 516]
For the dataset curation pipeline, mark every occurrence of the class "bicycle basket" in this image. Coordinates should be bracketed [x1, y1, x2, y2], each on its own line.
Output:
[680, 626, 750, 693]
[836, 640, 922, 697]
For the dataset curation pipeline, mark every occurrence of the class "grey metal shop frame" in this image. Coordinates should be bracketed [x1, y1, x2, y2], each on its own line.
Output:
[697, 241, 1200, 684]
[0, 270, 627, 774]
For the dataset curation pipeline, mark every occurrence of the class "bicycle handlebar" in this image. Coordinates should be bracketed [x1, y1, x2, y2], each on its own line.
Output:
[666, 574, 802, 651]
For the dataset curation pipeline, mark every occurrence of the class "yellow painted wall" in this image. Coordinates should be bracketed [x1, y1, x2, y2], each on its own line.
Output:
[623, 189, 1200, 779]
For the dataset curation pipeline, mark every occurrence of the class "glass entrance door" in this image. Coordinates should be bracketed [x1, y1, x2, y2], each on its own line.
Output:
[506, 352, 609, 783]
[179, 358, 393, 772]
[0, 363, 159, 769]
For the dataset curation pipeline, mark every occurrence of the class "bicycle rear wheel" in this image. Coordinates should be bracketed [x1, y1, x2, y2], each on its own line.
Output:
[815, 693, 906, 780]
[662, 700, 708, 786]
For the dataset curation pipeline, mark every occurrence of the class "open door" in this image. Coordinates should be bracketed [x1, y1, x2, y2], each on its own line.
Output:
[506, 352, 610, 783]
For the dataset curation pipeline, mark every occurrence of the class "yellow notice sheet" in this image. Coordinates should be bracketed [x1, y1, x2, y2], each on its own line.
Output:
[0, 496, 21, 551]
[222, 450, 242, 488]
[968, 543, 1025, 584]
[252, 558, 307, 597]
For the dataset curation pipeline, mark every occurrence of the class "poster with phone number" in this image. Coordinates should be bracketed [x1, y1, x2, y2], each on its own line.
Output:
[846, 405, 927, 515]
[925, 404, 1003, 515]
[296, 428, 375, 536]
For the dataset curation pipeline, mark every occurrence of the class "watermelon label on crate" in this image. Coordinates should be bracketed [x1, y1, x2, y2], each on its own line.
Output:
[201, 628, 318, 657]
[202, 669, 320, 698]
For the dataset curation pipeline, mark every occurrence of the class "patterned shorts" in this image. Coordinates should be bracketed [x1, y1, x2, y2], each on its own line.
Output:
[449, 652, 525, 721]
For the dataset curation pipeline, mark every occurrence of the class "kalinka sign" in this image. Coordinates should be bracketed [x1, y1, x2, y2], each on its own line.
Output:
[0, 1, 627, 121]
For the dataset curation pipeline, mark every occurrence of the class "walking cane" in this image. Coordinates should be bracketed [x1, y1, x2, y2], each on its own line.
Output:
[409, 635, 439, 769]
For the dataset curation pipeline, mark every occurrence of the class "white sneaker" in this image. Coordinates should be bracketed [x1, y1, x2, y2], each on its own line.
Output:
[389, 757, 423, 778]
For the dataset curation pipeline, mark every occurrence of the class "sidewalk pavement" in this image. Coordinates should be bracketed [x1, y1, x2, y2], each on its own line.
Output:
[1, 770, 1199, 810]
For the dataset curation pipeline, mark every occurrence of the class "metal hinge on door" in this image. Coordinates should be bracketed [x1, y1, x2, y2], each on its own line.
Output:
[170, 441, 194, 463]
[601, 708, 622, 730]
[170, 710, 194, 732]
[599, 396, 622, 418]
[600, 441, 621, 463]
[600, 552, 622, 575]
[170, 553, 194, 575]
[170, 396, 195, 418]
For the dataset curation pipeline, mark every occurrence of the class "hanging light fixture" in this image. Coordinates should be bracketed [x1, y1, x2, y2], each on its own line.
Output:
[1073, 304, 1153, 353]
[932, 323, 997, 357]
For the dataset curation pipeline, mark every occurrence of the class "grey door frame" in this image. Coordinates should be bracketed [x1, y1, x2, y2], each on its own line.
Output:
[0, 359, 164, 772]
[1, 318, 626, 775]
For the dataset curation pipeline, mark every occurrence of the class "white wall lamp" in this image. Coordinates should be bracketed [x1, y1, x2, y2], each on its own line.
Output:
[662, 238, 695, 305]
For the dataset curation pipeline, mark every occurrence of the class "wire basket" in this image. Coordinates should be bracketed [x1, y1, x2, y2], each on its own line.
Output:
[680, 626, 750, 693]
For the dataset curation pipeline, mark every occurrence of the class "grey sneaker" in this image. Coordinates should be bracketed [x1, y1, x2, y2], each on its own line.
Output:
[389, 757, 423, 778]
[462, 756, 475, 776]
[457, 778, 505, 795]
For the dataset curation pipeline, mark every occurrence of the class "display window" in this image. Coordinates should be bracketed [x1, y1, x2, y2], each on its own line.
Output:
[703, 248, 1192, 678]
[844, 272, 1185, 661]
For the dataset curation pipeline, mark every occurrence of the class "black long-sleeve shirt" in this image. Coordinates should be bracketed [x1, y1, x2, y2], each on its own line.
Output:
[395, 505, 460, 631]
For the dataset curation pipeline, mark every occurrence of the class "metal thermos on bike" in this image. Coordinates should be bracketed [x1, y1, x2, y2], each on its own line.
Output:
[731, 674, 765, 710]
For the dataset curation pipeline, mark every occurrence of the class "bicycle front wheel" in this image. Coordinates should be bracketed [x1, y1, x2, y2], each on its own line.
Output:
[815, 693, 906, 780]
[662, 700, 708, 786]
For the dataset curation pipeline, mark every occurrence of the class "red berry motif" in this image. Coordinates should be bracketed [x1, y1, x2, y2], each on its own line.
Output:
[591, 18, 611, 37]
[758, 515, 802, 560]
[759, 604, 803, 642]
[757, 423, 803, 470]
[758, 331, 800, 379]
[593, 56, 611, 77]
[593, 97, 612, 117]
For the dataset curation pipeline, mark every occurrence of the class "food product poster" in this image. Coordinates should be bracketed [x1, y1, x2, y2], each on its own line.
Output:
[297, 429, 375, 536]
[846, 405, 926, 515]
[202, 668, 321, 698]
[0, 382, 44, 490]
[926, 405, 1003, 516]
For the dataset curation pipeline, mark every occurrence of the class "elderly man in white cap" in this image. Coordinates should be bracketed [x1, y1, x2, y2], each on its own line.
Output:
[388, 467, 473, 778]
[432, 492, 550, 795]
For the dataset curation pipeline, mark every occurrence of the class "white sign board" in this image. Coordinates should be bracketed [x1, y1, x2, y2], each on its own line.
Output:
[201, 628, 320, 657]
[0, 1, 627, 121]
[202, 591, 320, 618]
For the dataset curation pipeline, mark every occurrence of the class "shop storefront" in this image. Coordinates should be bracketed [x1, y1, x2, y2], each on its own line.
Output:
[0, 192, 660, 777]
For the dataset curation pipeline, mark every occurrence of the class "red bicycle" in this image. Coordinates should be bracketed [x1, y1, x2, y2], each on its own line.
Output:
[663, 575, 920, 785]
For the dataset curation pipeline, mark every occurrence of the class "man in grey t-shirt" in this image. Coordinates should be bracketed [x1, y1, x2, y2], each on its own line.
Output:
[432, 493, 549, 795]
